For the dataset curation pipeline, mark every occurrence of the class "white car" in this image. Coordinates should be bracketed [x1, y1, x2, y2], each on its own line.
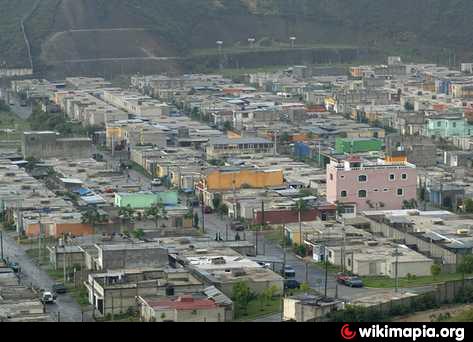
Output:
[151, 178, 162, 186]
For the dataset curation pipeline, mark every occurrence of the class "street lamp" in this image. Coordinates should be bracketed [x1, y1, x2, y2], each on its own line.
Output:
[290, 36, 297, 48]
[216, 41, 224, 53]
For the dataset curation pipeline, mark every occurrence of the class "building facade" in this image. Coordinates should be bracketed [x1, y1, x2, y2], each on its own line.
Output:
[326, 156, 417, 212]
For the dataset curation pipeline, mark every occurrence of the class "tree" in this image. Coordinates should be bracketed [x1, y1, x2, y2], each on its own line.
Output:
[232, 281, 252, 316]
[223, 121, 233, 132]
[458, 255, 473, 283]
[464, 198, 473, 213]
[431, 264, 441, 279]
[212, 195, 222, 210]
[119, 205, 135, 223]
[294, 199, 309, 253]
[82, 208, 103, 226]
[145, 200, 167, 228]
[131, 229, 145, 240]
[300, 282, 311, 293]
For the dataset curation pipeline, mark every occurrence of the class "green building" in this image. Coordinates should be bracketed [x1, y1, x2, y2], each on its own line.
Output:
[425, 115, 473, 138]
[335, 137, 383, 154]
[114, 192, 179, 209]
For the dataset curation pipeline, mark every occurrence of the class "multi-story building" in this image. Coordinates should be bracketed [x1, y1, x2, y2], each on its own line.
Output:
[326, 155, 417, 213]
[425, 114, 473, 138]
[205, 137, 274, 159]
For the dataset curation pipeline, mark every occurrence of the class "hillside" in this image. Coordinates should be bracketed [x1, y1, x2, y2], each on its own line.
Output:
[1, 0, 473, 74]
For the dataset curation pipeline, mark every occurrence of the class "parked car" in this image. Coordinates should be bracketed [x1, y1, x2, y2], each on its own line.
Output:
[336, 273, 350, 285]
[52, 283, 67, 294]
[345, 276, 364, 288]
[41, 291, 57, 304]
[284, 279, 301, 290]
[283, 266, 296, 279]
[257, 261, 272, 269]
[8, 262, 21, 273]
[151, 178, 162, 186]
[230, 221, 245, 231]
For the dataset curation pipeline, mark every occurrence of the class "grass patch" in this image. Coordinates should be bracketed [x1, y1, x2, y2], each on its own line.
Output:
[234, 296, 281, 321]
[362, 273, 473, 288]
[129, 161, 152, 180]
[25, 246, 50, 266]
[68, 286, 90, 308]
[312, 261, 342, 274]
[0, 110, 30, 140]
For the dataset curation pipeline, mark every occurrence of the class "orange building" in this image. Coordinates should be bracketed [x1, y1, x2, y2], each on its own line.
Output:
[25, 222, 94, 238]
[204, 167, 284, 191]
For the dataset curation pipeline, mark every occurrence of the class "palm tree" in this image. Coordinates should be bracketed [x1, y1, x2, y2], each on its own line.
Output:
[145, 200, 167, 228]
[119, 205, 135, 223]
[82, 208, 101, 226]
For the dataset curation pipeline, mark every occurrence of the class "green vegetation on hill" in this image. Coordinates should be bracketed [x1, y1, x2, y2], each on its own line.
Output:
[2, 0, 473, 70]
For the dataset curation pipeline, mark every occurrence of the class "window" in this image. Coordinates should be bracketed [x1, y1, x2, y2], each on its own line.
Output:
[389, 174, 395, 181]
[358, 190, 367, 198]
[384, 188, 389, 192]
[452, 122, 457, 128]
[340, 190, 347, 198]
[397, 188, 404, 196]
[330, 174, 334, 181]
[401, 173, 408, 180]
[437, 121, 441, 127]
[374, 189, 379, 192]
[358, 175, 368, 182]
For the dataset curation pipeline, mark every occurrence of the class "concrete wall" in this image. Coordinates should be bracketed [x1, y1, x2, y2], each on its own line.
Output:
[22, 132, 92, 159]
[99, 247, 169, 270]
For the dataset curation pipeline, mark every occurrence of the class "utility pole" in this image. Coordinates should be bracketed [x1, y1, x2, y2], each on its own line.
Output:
[38, 213, 42, 265]
[201, 195, 205, 234]
[63, 236, 67, 284]
[281, 224, 287, 321]
[323, 236, 329, 298]
[393, 246, 401, 293]
[0, 231, 3, 261]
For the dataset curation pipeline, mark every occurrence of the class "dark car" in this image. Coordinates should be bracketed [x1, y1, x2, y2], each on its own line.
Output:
[52, 283, 67, 294]
[345, 276, 364, 288]
[284, 279, 301, 290]
[9, 262, 21, 273]
[283, 266, 296, 279]
[230, 221, 245, 231]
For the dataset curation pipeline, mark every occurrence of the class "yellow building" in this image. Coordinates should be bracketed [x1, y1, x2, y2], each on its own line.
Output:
[204, 167, 284, 191]
[385, 152, 408, 164]
[105, 125, 126, 148]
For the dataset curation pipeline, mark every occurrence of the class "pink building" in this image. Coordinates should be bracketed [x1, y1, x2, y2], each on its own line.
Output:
[326, 156, 417, 213]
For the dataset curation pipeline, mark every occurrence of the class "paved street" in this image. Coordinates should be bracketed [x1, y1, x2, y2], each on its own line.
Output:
[102, 148, 390, 301]
[1, 230, 92, 322]
[0, 88, 32, 119]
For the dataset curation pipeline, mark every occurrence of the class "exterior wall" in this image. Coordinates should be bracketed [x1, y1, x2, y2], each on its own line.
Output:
[50, 251, 86, 270]
[252, 208, 335, 225]
[22, 132, 92, 159]
[98, 247, 169, 270]
[26, 222, 93, 237]
[335, 138, 382, 154]
[326, 162, 417, 211]
[152, 307, 225, 322]
[386, 260, 433, 278]
[114, 192, 178, 209]
[206, 169, 283, 191]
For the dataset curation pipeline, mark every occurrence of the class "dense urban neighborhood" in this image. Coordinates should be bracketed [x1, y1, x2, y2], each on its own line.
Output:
[2, 57, 473, 323]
